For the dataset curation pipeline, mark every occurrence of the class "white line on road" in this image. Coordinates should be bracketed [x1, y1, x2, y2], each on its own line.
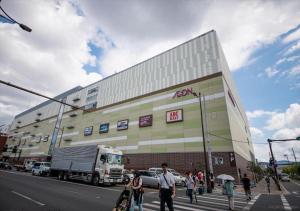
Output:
[176, 196, 244, 208]
[281, 194, 292, 211]
[242, 193, 261, 211]
[11, 191, 45, 206]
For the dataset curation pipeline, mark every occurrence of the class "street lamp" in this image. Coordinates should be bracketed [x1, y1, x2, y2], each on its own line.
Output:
[193, 92, 212, 193]
[0, 3, 32, 32]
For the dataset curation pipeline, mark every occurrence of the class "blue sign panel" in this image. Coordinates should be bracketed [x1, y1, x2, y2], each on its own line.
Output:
[99, 123, 109, 134]
[84, 126, 93, 136]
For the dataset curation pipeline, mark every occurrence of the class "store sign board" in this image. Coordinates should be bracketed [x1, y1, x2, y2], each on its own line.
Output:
[117, 119, 129, 131]
[173, 88, 193, 98]
[99, 123, 109, 134]
[139, 115, 153, 127]
[229, 152, 236, 167]
[166, 109, 183, 123]
[84, 126, 93, 136]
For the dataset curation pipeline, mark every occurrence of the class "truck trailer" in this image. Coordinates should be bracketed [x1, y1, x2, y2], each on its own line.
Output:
[50, 145, 124, 185]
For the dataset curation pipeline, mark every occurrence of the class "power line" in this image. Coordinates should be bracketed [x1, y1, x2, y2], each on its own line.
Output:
[0, 80, 86, 111]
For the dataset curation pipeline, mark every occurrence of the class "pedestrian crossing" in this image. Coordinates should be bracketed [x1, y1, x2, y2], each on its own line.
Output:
[143, 191, 257, 211]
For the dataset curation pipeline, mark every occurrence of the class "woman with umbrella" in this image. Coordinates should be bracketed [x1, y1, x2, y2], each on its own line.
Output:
[218, 174, 235, 211]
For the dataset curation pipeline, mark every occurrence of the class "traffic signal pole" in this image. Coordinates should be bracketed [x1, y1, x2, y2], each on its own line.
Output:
[267, 139, 281, 190]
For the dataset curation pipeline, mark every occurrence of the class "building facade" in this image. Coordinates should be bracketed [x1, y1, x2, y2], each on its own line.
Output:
[5, 30, 254, 180]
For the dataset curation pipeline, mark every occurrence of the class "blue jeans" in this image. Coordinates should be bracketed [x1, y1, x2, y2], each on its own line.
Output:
[130, 198, 143, 211]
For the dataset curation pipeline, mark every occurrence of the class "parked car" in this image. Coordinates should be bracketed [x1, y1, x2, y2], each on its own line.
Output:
[32, 162, 50, 176]
[149, 167, 186, 186]
[123, 169, 134, 183]
[280, 173, 290, 182]
[24, 160, 37, 171]
[138, 170, 159, 188]
[149, 167, 163, 176]
[0, 161, 12, 170]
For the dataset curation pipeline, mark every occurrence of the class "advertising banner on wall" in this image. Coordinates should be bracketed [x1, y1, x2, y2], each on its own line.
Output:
[139, 115, 153, 127]
[166, 109, 183, 123]
[99, 123, 109, 133]
[117, 119, 129, 130]
[84, 126, 93, 136]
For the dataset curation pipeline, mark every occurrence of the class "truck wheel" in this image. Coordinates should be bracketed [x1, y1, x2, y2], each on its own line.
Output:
[58, 172, 64, 180]
[92, 175, 99, 186]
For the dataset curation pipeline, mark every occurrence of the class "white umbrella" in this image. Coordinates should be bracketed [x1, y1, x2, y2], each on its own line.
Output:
[216, 174, 235, 181]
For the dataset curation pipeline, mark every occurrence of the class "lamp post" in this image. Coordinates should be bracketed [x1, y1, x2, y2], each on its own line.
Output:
[0, 3, 32, 32]
[193, 92, 212, 193]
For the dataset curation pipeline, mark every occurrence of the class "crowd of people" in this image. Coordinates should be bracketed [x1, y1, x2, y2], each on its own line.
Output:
[117, 163, 257, 211]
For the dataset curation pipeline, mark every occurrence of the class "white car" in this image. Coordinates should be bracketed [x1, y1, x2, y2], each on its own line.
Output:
[32, 162, 50, 176]
[24, 160, 36, 171]
[280, 173, 290, 182]
[149, 167, 186, 186]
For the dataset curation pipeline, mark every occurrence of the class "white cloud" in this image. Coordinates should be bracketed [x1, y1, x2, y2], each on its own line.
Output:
[289, 65, 300, 75]
[250, 127, 264, 141]
[265, 103, 300, 130]
[246, 110, 276, 119]
[253, 144, 270, 162]
[284, 40, 300, 55]
[265, 67, 280, 78]
[283, 27, 300, 43]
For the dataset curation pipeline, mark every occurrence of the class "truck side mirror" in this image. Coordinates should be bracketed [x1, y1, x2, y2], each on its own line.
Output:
[100, 155, 107, 163]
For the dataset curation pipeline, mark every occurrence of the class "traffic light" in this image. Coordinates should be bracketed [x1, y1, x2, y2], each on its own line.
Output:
[269, 158, 274, 166]
[296, 136, 300, 141]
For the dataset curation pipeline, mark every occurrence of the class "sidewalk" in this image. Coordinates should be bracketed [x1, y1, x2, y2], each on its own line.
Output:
[251, 178, 289, 195]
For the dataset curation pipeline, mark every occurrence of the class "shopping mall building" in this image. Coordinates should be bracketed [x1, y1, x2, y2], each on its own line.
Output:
[4, 30, 254, 180]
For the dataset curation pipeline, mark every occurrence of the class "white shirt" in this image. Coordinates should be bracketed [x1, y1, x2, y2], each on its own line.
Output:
[159, 171, 175, 189]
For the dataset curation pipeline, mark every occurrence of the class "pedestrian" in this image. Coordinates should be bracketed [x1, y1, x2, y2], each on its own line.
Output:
[223, 179, 235, 211]
[185, 171, 195, 203]
[241, 174, 251, 200]
[265, 175, 271, 193]
[158, 162, 176, 211]
[210, 172, 215, 190]
[197, 170, 204, 185]
[127, 171, 144, 211]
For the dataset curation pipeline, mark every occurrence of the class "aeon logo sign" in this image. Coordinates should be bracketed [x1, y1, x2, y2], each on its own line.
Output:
[173, 87, 193, 98]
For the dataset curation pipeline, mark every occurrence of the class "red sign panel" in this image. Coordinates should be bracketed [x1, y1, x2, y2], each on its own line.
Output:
[166, 109, 183, 123]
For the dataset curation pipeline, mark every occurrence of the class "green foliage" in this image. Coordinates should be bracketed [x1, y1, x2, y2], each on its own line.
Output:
[249, 161, 263, 175]
[282, 164, 300, 176]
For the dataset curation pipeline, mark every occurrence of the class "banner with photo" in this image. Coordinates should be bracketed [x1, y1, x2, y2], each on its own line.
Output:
[117, 119, 129, 130]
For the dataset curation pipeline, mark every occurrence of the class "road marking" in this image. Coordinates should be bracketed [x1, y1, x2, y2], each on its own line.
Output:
[291, 180, 300, 186]
[176, 196, 244, 208]
[0, 170, 122, 193]
[281, 194, 292, 211]
[177, 195, 247, 204]
[11, 191, 45, 206]
[171, 200, 232, 211]
[292, 191, 298, 195]
[242, 193, 261, 211]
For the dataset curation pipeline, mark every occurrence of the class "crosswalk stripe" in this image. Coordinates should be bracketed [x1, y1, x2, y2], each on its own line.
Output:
[144, 202, 207, 211]
[152, 201, 208, 211]
[175, 196, 244, 208]
[201, 192, 248, 200]
[177, 196, 247, 204]
[172, 200, 237, 211]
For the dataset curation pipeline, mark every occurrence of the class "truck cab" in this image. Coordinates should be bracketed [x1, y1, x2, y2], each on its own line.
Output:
[94, 145, 124, 185]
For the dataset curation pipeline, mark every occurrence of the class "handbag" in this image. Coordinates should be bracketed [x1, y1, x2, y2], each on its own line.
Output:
[163, 174, 174, 195]
[222, 186, 227, 195]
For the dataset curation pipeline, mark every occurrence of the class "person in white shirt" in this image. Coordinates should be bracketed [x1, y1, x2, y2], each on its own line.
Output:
[158, 163, 175, 211]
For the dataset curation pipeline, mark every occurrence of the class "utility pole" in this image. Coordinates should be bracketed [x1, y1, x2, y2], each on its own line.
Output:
[267, 139, 281, 190]
[291, 148, 297, 163]
[198, 92, 212, 193]
[203, 95, 213, 174]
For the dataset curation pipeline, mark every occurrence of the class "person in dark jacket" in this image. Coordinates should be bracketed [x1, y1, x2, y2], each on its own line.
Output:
[241, 174, 251, 200]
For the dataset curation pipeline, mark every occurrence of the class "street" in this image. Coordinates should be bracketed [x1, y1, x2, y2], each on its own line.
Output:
[1, 170, 300, 211]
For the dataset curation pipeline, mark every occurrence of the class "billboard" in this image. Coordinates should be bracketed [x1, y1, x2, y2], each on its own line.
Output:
[84, 126, 93, 136]
[99, 123, 109, 134]
[139, 115, 153, 127]
[117, 119, 129, 131]
[166, 109, 183, 123]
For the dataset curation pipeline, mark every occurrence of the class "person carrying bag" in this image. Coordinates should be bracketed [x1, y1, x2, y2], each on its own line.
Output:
[158, 163, 175, 211]
[127, 171, 144, 211]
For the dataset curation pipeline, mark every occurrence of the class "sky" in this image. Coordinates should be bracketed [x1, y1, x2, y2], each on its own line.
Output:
[0, 0, 299, 162]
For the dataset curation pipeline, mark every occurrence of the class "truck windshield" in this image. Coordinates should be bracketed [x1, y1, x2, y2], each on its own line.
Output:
[107, 154, 123, 165]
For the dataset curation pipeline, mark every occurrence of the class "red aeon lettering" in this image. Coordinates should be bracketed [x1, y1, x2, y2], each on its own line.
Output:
[173, 88, 193, 98]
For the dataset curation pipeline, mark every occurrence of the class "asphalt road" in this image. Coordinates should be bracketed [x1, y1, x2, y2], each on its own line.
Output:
[250, 180, 300, 211]
[0, 170, 126, 211]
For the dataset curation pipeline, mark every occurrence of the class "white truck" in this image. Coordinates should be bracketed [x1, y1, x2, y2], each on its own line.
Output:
[50, 145, 124, 185]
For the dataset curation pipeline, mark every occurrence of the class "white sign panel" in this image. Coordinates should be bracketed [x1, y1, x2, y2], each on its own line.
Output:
[166, 109, 183, 123]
